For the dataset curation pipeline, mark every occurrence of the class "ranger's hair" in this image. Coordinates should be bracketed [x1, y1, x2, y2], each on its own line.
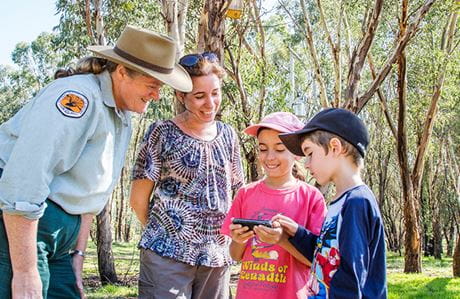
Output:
[54, 57, 140, 79]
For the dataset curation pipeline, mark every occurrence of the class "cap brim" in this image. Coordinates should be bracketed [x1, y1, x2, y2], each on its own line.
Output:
[243, 123, 294, 136]
[88, 46, 193, 92]
[279, 127, 316, 156]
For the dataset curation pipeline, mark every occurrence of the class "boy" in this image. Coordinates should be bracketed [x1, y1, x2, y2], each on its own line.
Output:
[276, 108, 387, 298]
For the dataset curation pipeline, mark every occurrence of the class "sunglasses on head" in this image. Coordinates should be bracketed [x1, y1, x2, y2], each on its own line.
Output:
[179, 52, 218, 67]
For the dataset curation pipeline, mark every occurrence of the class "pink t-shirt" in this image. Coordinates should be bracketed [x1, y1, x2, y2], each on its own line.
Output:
[221, 180, 327, 299]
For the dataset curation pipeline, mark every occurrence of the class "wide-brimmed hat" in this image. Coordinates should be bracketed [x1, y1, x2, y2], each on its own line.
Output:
[244, 112, 304, 136]
[279, 108, 370, 157]
[88, 25, 192, 92]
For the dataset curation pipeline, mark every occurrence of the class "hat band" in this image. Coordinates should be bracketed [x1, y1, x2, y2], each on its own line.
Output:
[114, 46, 173, 74]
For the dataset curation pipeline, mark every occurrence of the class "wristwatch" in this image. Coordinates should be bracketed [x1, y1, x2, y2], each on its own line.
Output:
[69, 249, 85, 257]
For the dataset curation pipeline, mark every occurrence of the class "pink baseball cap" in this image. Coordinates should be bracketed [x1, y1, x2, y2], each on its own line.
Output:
[244, 112, 305, 136]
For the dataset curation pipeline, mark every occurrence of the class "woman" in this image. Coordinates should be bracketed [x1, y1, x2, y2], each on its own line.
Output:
[130, 52, 245, 299]
[0, 25, 192, 299]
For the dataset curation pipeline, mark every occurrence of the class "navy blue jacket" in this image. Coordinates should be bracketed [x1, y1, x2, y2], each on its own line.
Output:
[290, 185, 387, 299]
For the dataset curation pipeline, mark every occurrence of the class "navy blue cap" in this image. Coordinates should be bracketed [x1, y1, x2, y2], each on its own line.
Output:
[279, 108, 369, 157]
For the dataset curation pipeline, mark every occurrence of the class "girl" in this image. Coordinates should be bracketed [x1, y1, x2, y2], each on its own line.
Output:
[221, 112, 327, 299]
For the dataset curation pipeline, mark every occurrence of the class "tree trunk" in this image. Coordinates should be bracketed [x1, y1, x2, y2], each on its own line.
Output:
[429, 156, 442, 259]
[433, 218, 442, 259]
[116, 169, 125, 242]
[197, 0, 227, 61]
[344, 0, 383, 106]
[160, 0, 189, 115]
[160, 0, 188, 59]
[96, 201, 118, 284]
[445, 225, 455, 257]
[396, 0, 421, 273]
[294, 0, 329, 107]
[453, 235, 460, 277]
[87, 2, 118, 282]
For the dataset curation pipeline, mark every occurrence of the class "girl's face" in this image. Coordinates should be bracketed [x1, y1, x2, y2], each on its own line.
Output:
[179, 73, 221, 123]
[257, 129, 296, 182]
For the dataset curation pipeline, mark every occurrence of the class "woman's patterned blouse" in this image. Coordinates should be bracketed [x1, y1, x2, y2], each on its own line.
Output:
[132, 120, 244, 267]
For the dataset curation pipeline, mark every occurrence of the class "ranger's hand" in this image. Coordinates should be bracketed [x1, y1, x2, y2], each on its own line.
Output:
[12, 270, 43, 299]
[72, 254, 86, 298]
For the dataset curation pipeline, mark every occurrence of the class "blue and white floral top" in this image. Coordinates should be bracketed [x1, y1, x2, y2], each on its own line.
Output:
[133, 120, 244, 267]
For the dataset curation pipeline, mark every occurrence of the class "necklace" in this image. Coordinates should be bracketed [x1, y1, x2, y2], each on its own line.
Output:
[176, 113, 217, 141]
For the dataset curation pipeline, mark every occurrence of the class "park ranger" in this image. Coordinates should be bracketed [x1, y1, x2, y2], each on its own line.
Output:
[0, 25, 192, 298]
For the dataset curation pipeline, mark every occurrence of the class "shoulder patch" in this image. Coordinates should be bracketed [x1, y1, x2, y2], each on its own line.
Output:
[55, 91, 89, 118]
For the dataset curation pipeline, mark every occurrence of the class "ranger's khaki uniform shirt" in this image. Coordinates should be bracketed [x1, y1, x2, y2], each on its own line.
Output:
[0, 71, 132, 219]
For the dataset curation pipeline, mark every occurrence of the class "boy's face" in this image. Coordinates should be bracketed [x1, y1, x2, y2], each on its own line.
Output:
[257, 129, 296, 182]
[301, 139, 336, 186]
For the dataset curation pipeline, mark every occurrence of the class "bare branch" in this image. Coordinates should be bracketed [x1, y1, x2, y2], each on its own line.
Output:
[411, 9, 458, 189]
[316, 0, 342, 105]
[365, 54, 397, 139]
[354, 0, 437, 112]
[344, 0, 384, 106]
[84, 0, 95, 43]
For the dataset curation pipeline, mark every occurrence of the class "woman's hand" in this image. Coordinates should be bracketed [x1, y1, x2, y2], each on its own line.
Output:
[72, 254, 85, 298]
[271, 214, 299, 237]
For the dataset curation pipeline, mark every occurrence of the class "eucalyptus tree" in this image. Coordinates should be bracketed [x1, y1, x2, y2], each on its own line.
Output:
[271, 0, 460, 274]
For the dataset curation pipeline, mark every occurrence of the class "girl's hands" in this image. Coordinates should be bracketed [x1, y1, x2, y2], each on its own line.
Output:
[253, 221, 283, 244]
[229, 223, 254, 244]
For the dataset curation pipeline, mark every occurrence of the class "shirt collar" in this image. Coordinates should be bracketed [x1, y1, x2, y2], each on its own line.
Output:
[97, 71, 131, 125]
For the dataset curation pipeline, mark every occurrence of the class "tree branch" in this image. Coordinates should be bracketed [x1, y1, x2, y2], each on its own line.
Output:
[354, 0, 437, 112]
[344, 0, 384, 106]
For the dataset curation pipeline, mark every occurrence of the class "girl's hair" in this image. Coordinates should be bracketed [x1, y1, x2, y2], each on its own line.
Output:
[300, 130, 363, 167]
[54, 57, 140, 79]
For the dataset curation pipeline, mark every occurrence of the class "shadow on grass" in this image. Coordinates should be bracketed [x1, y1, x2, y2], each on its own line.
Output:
[411, 277, 455, 299]
[388, 275, 460, 299]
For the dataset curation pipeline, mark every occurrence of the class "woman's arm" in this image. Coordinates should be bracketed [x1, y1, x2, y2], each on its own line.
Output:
[2, 214, 42, 298]
[129, 179, 155, 226]
[71, 213, 94, 298]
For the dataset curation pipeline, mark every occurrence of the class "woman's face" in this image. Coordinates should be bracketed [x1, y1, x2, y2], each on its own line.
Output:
[179, 73, 221, 123]
[113, 65, 163, 114]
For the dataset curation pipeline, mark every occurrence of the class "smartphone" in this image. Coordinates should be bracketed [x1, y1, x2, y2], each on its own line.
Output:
[232, 218, 273, 230]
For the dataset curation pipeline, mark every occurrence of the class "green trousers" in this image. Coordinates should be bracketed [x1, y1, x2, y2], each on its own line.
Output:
[0, 200, 81, 299]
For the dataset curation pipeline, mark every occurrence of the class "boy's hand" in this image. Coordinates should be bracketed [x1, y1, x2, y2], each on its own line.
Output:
[253, 221, 283, 244]
[229, 223, 254, 244]
[272, 214, 299, 237]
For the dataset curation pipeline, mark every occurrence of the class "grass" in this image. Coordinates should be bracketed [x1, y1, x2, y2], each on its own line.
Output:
[83, 242, 460, 298]
[386, 253, 460, 299]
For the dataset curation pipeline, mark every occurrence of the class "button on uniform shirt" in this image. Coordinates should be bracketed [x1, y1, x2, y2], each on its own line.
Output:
[0, 71, 132, 219]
